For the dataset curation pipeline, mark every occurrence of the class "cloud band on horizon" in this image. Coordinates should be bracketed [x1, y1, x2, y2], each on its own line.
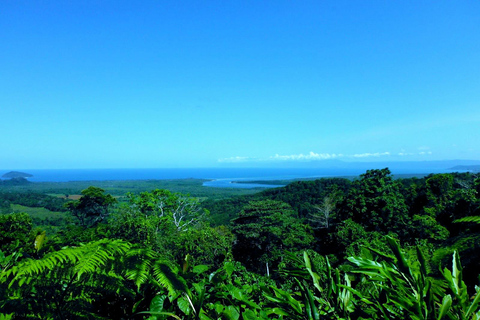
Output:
[218, 150, 432, 163]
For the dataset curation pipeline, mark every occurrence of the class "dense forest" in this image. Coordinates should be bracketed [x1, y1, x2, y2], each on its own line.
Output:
[1, 168, 480, 319]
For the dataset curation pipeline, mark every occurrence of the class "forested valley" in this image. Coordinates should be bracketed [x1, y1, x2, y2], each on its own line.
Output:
[1, 168, 480, 319]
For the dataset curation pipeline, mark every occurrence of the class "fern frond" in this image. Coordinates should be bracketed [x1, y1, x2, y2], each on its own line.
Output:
[124, 247, 156, 289]
[454, 216, 480, 224]
[4, 239, 131, 288]
[152, 260, 187, 297]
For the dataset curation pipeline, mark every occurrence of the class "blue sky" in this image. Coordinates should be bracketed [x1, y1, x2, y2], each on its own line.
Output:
[1, 1, 479, 169]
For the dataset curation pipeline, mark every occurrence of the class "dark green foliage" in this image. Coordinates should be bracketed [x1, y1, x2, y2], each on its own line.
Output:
[232, 200, 314, 274]
[341, 168, 409, 237]
[205, 177, 350, 226]
[65, 186, 116, 227]
[0, 191, 67, 212]
[110, 189, 207, 248]
[110, 189, 232, 269]
[1, 169, 480, 318]
[202, 195, 257, 226]
[349, 237, 480, 320]
[0, 212, 33, 255]
[0, 177, 30, 186]
[260, 178, 350, 219]
[0, 198, 11, 214]
[0, 239, 134, 319]
[170, 224, 234, 269]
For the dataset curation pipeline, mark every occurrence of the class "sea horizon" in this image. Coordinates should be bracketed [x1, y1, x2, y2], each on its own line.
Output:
[2, 160, 476, 184]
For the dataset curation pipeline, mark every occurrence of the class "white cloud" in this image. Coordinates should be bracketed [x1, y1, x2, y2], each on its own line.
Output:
[218, 156, 251, 163]
[270, 152, 343, 161]
[397, 148, 433, 157]
[352, 152, 391, 158]
[219, 150, 397, 163]
[417, 146, 430, 151]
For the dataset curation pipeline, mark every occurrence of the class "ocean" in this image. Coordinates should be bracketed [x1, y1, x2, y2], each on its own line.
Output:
[0, 164, 459, 188]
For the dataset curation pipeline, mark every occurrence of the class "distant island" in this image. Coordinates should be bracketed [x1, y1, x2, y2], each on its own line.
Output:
[449, 165, 480, 172]
[1, 171, 33, 179]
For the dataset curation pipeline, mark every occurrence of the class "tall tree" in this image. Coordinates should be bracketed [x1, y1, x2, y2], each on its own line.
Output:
[232, 200, 314, 275]
[65, 186, 116, 228]
[341, 168, 409, 236]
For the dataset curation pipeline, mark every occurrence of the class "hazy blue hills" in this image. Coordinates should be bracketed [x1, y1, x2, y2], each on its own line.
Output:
[449, 164, 480, 172]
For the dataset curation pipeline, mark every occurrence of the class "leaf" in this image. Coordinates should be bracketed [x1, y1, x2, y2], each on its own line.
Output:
[386, 236, 410, 277]
[192, 264, 210, 275]
[150, 295, 167, 313]
[416, 246, 428, 278]
[34, 231, 47, 252]
[222, 305, 240, 320]
[466, 286, 480, 319]
[454, 216, 480, 224]
[223, 261, 235, 278]
[437, 295, 452, 320]
[177, 296, 191, 315]
[138, 312, 182, 320]
[242, 309, 259, 320]
[152, 262, 187, 297]
[266, 307, 290, 316]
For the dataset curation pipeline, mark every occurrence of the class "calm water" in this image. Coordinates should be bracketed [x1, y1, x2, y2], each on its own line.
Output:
[0, 165, 457, 188]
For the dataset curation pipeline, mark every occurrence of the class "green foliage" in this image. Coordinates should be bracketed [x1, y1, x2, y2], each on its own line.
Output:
[1, 169, 480, 318]
[0, 178, 261, 203]
[264, 251, 358, 319]
[349, 236, 480, 320]
[65, 186, 116, 227]
[138, 258, 271, 320]
[204, 177, 351, 226]
[455, 216, 480, 224]
[334, 218, 393, 260]
[0, 238, 133, 319]
[411, 214, 450, 241]
[110, 189, 211, 259]
[170, 224, 234, 269]
[10, 204, 68, 229]
[0, 212, 33, 255]
[260, 178, 351, 219]
[341, 168, 409, 237]
[0, 191, 67, 212]
[125, 189, 207, 232]
[232, 200, 314, 274]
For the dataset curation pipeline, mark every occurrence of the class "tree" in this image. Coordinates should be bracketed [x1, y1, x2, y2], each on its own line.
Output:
[65, 186, 116, 228]
[341, 168, 409, 236]
[232, 200, 314, 275]
[310, 195, 335, 229]
[110, 189, 207, 254]
[0, 212, 33, 255]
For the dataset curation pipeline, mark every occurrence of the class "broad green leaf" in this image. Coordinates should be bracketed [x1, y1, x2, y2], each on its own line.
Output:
[437, 294, 452, 320]
[466, 286, 480, 318]
[177, 296, 191, 315]
[192, 264, 210, 275]
[138, 312, 181, 320]
[223, 261, 235, 277]
[221, 305, 240, 320]
[150, 295, 167, 313]
[242, 309, 259, 320]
